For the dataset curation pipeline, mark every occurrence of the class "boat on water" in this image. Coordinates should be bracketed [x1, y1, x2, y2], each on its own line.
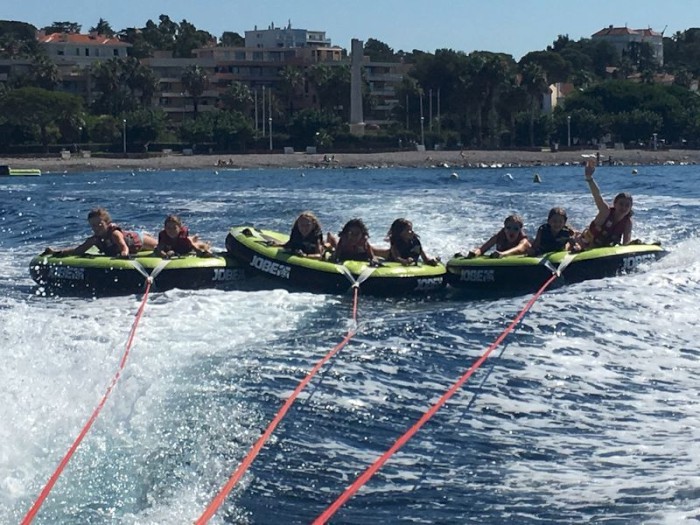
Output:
[225, 226, 447, 296]
[445, 243, 667, 295]
[29, 248, 246, 295]
[0, 165, 41, 176]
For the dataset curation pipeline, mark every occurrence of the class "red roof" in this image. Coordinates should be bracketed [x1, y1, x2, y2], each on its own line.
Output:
[38, 33, 130, 47]
[592, 26, 662, 38]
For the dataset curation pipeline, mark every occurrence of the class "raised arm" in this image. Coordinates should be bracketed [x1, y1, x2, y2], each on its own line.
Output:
[584, 160, 609, 216]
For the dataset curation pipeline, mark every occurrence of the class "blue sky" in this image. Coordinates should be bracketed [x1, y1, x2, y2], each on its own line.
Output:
[2, 0, 698, 60]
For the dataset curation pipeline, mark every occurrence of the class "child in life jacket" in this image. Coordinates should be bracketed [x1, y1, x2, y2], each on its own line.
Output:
[572, 160, 633, 251]
[466, 214, 531, 258]
[528, 207, 577, 255]
[269, 211, 326, 258]
[154, 214, 212, 258]
[42, 207, 157, 257]
[386, 218, 438, 266]
[331, 218, 379, 264]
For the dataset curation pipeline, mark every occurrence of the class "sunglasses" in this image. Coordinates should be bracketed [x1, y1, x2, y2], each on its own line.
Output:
[505, 225, 521, 232]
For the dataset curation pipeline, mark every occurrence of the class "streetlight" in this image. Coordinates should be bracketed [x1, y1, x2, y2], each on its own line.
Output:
[420, 116, 425, 147]
[567, 115, 571, 148]
[122, 119, 127, 155]
[268, 117, 273, 151]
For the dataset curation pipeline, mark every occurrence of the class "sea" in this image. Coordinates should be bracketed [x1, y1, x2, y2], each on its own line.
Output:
[1, 163, 699, 524]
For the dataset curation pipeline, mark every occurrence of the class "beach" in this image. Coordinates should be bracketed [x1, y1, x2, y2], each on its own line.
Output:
[1, 148, 698, 173]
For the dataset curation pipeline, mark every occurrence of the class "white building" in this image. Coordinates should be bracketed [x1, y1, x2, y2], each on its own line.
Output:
[245, 21, 332, 49]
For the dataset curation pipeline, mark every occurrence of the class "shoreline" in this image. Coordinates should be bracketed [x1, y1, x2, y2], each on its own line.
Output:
[1, 148, 698, 173]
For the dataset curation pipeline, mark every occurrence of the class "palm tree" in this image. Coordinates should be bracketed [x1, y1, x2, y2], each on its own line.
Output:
[278, 65, 304, 115]
[181, 65, 208, 119]
[520, 62, 549, 147]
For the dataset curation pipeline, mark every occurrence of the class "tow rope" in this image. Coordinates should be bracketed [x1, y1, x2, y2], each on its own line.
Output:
[21, 262, 165, 524]
[313, 261, 567, 524]
[196, 269, 372, 524]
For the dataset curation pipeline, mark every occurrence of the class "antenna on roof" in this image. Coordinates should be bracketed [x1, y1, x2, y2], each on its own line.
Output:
[661, 24, 668, 36]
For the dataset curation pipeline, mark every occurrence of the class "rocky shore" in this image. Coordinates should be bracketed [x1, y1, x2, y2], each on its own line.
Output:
[1, 148, 698, 174]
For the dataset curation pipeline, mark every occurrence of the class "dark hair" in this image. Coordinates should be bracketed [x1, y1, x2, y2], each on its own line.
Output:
[292, 211, 322, 238]
[503, 214, 524, 227]
[165, 214, 183, 227]
[387, 218, 416, 244]
[614, 192, 634, 217]
[87, 207, 111, 222]
[547, 207, 567, 221]
[339, 218, 369, 239]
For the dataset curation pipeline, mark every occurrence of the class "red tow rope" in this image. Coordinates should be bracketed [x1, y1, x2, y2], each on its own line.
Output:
[21, 280, 155, 524]
[196, 286, 363, 524]
[313, 273, 558, 524]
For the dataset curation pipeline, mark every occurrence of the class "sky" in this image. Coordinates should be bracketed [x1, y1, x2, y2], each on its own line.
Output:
[2, 0, 699, 60]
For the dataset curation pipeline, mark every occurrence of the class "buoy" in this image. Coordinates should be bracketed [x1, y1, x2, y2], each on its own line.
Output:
[632, 169, 638, 175]
[533, 173, 542, 183]
[450, 172, 459, 179]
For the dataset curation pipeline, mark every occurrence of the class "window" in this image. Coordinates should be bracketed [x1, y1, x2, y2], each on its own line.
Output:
[113, 49, 119, 57]
[85, 48, 90, 56]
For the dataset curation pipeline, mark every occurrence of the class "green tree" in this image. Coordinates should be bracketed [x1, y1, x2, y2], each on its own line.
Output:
[219, 81, 253, 114]
[220, 31, 244, 47]
[364, 38, 395, 62]
[520, 62, 549, 146]
[0, 87, 83, 150]
[181, 64, 208, 119]
[122, 108, 167, 148]
[173, 19, 214, 58]
[278, 65, 304, 115]
[90, 18, 114, 36]
[41, 21, 81, 35]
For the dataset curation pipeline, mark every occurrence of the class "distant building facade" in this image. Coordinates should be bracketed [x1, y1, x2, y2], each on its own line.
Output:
[38, 32, 130, 66]
[245, 21, 332, 49]
[591, 25, 664, 67]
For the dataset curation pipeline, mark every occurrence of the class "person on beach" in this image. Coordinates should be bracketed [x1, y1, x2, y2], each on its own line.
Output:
[386, 218, 438, 266]
[572, 160, 633, 251]
[268, 211, 326, 258]
[331, 218, 379, 264]
[466, 214, 531, 258]
[528, 207, 577, 255]
[42, 207, 157, 257]
[153, 214, 212, 258]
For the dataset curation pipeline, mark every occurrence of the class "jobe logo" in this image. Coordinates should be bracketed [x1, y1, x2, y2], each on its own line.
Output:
[250, 255, 291, 279]
[622, 253, 657, 271]
[211, 268, 246, 281]
[49, 266, 85, 280]
[415, 277, 443, 290]
[460, 269, 495, 282]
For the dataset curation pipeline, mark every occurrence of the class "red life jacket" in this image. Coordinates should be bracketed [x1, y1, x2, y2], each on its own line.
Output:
[495, 228, 526, 251]
[158, 226, 195, 254]
[93, 223, 142, 255]
[586, 207, 631, 247]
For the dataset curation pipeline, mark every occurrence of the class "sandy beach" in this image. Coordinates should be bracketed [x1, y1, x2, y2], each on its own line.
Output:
[1, 148, 698, 173]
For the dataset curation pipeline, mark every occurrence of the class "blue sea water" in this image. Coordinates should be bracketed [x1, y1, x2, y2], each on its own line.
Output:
[1, 163, 699, 524]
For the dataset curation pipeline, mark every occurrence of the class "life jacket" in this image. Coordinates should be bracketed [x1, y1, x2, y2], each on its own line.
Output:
[584, 207, 631, 247]
[158, 226, 195, 254]
[93, 223, 142, 255]
[334, 238, 371, 262]
[284, 229, 323, 255]
[495, 228, 526, 252]
[536, 223, 575, 253]
[391, 236, 422, 261]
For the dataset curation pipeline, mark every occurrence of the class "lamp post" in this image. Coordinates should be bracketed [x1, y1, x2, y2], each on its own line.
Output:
[122, 119, 127, 155]
[268, 117, 273, 151]
[567, 115, 571, 148]
[420, 116, 425, 147]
